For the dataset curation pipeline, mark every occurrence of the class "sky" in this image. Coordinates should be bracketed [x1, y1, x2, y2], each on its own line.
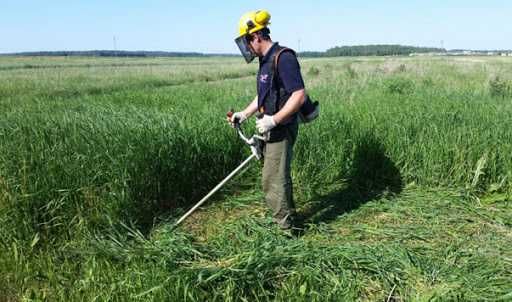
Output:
[1, 0, 511, 54]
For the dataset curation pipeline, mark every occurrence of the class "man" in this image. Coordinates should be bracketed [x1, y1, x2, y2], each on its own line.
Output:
[228, 10, 306, 231]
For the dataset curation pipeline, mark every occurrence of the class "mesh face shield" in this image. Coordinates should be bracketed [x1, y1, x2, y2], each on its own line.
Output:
[235, 36, 256, 63]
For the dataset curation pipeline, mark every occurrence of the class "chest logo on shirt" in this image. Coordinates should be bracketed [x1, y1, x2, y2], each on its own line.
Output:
[259, 74, 269, 84]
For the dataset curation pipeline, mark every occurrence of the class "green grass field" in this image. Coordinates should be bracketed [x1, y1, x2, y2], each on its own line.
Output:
[0, 55, 511, 301]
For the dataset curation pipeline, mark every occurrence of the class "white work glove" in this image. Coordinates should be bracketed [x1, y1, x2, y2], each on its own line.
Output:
[229, 112, 247, 127]
[256, 114, 277, 134]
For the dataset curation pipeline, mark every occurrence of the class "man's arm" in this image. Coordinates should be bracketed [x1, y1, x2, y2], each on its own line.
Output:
[273, 51, 306, 124]
[242, 95, 259, 118]
[228, 95, 258, 125]
[273, 89, 305, 124]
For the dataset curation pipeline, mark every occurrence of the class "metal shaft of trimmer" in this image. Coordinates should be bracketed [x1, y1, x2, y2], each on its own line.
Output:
[173, 153, 257, 228]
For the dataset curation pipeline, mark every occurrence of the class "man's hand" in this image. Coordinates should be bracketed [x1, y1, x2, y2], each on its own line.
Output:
[227, 111, 247, 127]
[256, 115, 277, 134]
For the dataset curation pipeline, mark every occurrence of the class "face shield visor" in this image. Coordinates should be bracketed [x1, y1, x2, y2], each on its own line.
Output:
[235, 35, 256, 63]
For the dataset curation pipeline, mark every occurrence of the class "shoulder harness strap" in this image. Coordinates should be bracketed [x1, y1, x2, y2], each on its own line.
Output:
[272, 47, 296, 76]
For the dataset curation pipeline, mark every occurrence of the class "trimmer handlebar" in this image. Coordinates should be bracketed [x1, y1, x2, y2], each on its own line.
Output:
[227, 109, 265, 159]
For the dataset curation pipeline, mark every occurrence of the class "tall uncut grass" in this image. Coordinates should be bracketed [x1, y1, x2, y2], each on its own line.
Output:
[0, 56, 511, 300]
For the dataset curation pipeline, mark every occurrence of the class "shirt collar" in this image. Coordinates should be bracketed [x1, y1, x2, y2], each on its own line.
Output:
[259, 42, 279, 65]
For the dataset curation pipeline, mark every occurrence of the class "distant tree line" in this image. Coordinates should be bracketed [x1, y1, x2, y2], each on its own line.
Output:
[300, 45, 445, 57]
[2, 45, 447, 58]
[2, 50, 206, 57]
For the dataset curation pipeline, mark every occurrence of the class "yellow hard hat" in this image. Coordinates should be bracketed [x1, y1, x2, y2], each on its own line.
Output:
[237, 10, 271, 38]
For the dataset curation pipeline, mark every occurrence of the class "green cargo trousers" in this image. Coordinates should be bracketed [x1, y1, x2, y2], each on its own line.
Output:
[262, 123, 298, 229]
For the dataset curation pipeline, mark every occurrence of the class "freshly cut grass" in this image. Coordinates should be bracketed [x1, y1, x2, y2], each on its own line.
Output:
[2, 188, 510, 301]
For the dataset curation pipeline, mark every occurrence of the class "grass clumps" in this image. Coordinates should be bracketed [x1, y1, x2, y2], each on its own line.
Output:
[344, 63, 358, 79]
[385, 76, 415, 95]
[489, 75, 512, 98]
[2, 188, 510, 301]
[307, 66, 320, 76]
[0, 56, 511, 300]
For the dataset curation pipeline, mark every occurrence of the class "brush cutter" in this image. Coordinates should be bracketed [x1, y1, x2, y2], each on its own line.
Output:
[173, 111, 265, 228]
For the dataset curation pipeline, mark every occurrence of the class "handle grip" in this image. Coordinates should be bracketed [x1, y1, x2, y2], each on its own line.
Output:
[227, 109, 240, 125]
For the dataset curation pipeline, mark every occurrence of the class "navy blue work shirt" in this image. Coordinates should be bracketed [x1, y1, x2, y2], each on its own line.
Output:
[257, 43, 305, 108]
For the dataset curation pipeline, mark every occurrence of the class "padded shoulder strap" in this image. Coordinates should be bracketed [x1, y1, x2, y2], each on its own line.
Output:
[272, 47, 296, 74]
